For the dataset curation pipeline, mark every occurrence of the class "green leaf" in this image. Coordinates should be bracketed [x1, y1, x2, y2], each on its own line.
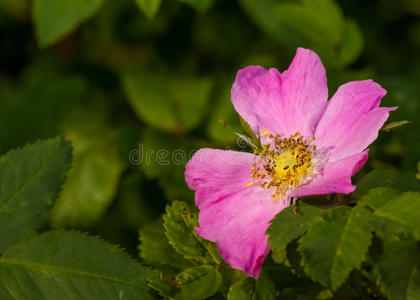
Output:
[51, 105, 124, 228]
[51, 132, 123, 227]
[0, 75, 86, 154]
[267, 202, 324, 254]
[238, 0, 362, 68]
[163, 201, 220, 264]
[316, 289, 334, 300]
[177, 0, 214, 13]
[352, 169, 420, 199]
[357, 187, 401, 210]
[139, 218, 195, 271]
[135, 0, 162, 19]
[314, 19, 364, 68]
[122, 69, 213, 133]
[238, 0, 306, 47]
[358, 187, 413, 241]
[0, 282, 13, 300]
[174, 265, 222, 299]
[0, 0, 29, 20]
[0, 137, 72, 252]
[298, 206, 373, 290]
[149, 265, 222, 300]
[227, 274, 276, 300]
[274, 0, 345, 46]
[0, 231, 154, 300]
[416, 162, 420, 180]
[373, 191, 420, 238]
[374, 240, 420, 300]
[33, 0, 105, 47]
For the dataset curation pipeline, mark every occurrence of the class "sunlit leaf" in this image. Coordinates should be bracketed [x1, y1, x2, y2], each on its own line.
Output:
[352, 169, 420, 199]
[357, 187, 401, 210]
[356, 187, 413, 241]
[163, 201, 220, 264]
[373, 191, 420, 238]
[135, 0, 162, 19]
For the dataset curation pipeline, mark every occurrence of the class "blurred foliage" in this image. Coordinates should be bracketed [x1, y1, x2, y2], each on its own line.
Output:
[0, 0, 419, 299]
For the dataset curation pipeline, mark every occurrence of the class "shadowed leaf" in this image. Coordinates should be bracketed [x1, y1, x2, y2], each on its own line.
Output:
[375, 240, 420, 300]
[149, 265, 222, 300]
[267, 202, 324, 254]
[33, 0, 105, 47]
[0, 231, 154, 299]
[298, 205, 373, 290]
[0, 137, 72, 252]
[227, 274, 276, 300]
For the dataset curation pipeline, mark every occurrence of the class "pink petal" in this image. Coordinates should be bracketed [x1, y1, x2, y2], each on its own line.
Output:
[315, 80, 397, 161]
[185, 149, 290, 278]
[291, 151, 369, 197]
[231, 47, 328, 139]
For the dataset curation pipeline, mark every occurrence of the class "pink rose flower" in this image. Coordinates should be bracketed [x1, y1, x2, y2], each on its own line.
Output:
[185, 48, 396, 278]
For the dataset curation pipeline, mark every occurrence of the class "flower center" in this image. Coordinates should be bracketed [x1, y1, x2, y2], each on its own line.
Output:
[246, 131, 315, 200]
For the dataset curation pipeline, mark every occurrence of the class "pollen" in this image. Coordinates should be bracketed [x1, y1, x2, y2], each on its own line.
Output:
[248, 132, 315, 200]
[261, 129, 270, 136]
[245, 181, 255, 187]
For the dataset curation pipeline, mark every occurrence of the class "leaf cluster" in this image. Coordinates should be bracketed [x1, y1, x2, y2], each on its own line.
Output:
[0, 138, 154, 299]
[139, 200, 277, 299]
[266, 170, 420, 299]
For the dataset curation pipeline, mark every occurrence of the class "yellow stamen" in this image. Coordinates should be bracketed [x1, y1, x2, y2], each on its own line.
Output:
[245, 132, 315, 200]
[245, 181, 255, 187]
[261, 129, 270, 136]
